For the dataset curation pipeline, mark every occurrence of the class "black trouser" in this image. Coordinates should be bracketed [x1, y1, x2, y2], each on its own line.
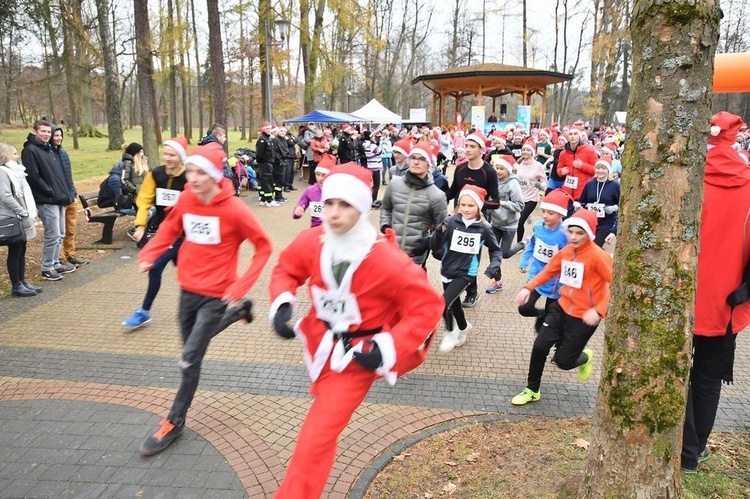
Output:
[594, 228, 609, 248]
[272, 161, 286, 199]
[167, 290, 227, 427]
[518, 289, 557, 333]
[681, 334, 737, 469]
[308, 157, 316, 184]
[284, 158, 295, 188]
[491, 227, 524, 281]
[517, 200, 538, 242]
[6, 240, 27, 284]
[258, 162, 274, 201]
[443, 277, 471, 331]
[526, 301, 596, 392]
[371, 170, 381, 203]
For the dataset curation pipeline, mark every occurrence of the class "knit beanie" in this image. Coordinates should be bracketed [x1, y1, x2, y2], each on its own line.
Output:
[125, 142, 144, 157]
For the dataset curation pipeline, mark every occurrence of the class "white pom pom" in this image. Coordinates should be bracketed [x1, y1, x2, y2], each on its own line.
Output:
[710, 125, 721, 136]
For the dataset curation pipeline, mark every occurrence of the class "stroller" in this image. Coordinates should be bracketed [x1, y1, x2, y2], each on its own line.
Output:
[234, 147, 259, 191]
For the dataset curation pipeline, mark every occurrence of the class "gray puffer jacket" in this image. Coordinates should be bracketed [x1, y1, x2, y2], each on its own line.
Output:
[489, 174, 525, 230]
[380, 171, 448, 264]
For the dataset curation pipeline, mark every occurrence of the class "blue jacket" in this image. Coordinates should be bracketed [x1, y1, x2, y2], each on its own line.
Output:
[578, 178, 620, 234]
[519, 220, 569, 298]
[431, 213, 502, 280]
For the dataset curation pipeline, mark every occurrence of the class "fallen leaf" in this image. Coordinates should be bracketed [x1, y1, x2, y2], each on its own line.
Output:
[424, 493, 433, 498]
[442, 482, 457, 495]
[444, 460, 458, 467]
[573, 438, 590, 450]
[392, 454, 405, 462]
[465, 453, 480, 463]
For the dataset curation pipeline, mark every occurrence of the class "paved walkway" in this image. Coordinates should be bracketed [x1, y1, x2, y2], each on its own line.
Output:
[0, 179, 748, 498]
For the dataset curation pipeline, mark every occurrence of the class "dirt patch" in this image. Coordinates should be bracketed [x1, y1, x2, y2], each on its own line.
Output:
[365, 417, 750, 498]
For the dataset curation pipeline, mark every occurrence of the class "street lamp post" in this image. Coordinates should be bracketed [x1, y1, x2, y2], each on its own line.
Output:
[263, 18, 290, 123]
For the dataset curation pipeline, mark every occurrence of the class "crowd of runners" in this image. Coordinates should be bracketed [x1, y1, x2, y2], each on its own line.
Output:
[2, 110, 748, 495]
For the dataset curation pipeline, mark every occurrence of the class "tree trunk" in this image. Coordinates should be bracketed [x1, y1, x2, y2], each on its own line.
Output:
[176, 0, 191, 139]
[95, 0, 124, 150]
[134, 0, 160, 165]
[522, 0, 527, 67]
[58, 0, 80, 149]
[189, 0, 202, 138]
[582, 1, 720, 497]
[168, 0, 178, 137]
[207, 0, 227, 127]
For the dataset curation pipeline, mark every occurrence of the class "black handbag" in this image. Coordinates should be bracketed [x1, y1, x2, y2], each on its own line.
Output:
[0, 180, 27, 246]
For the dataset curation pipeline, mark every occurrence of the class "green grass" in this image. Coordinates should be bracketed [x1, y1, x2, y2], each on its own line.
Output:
[0, 125, 258, 183]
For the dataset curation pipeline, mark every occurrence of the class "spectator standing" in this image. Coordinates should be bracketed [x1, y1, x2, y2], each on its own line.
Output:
[121, 142, 149, 199]
[255, 122, 277, 207]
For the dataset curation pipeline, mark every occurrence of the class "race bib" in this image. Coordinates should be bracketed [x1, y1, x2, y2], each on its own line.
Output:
[518, 179, 530, 188]
[564, 176, 579, 189]
[310, 201, 324, 219]
[183, 214, 221, 245]
[534, 240, 559, 263]
[311, 286, 362, 326]
[559, 259, 584, 289]
[449, 230, 481, 254]
[537, 146, 545, 155]
[513, 149, 522, 157]
[588, 202, 605, 218]
[155, 188, 180, 207]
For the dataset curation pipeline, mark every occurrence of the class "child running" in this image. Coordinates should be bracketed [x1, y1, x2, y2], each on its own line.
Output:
[432, 185, 502, 352]
[292, 154, 334, 227]
[517, 189, 571, 332]
[269, 162, 444, 498]
[512, 208, 612, 405]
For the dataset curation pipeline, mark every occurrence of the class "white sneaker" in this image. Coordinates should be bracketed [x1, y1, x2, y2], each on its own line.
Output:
[266, 200, 280, 207]
[455, 322, 472, 347]
[439, 329, 459, 353]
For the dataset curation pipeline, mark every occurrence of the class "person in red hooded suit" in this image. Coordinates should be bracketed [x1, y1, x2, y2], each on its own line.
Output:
[681, 111, 750, 473]
[269, 162, 444, 498]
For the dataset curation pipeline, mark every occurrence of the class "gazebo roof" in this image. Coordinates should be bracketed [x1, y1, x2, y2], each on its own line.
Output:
[412, 63, 574, 97]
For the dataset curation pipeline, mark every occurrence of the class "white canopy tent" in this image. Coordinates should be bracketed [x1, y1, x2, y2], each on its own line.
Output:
[350, 99, 402, 123]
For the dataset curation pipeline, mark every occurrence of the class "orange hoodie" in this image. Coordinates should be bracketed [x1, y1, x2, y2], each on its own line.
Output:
[524, 239, 612, 319]
[138, 178, 272, 301]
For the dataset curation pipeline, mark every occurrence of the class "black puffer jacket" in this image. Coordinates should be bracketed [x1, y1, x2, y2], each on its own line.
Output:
[21, 132, 72, 206]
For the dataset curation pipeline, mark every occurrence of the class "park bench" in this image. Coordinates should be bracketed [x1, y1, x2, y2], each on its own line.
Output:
[78, 192, 131, 245]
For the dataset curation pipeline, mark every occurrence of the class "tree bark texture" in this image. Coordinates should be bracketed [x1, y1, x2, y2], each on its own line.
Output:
[95, 0, 124, 150]
[582, 1, 720, 498]
[207, 0, 227, 127]
[134, 0, 159, 165]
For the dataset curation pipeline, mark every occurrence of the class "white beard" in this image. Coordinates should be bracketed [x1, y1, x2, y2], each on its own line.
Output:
[322, 214, 377, 266]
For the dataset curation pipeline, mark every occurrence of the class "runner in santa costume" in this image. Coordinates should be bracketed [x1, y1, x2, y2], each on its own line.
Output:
[269, 162, 444, 498]
[681, 111, 750, 473]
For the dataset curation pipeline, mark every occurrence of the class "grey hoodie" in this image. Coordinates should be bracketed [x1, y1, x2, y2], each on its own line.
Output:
[489, 173, 525, 229]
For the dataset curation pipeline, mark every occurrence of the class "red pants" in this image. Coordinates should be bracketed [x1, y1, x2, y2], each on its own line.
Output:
[275, 364, 375, 498]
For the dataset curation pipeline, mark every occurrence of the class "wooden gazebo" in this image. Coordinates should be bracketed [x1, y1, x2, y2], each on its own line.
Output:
[412, 63, 574, 126]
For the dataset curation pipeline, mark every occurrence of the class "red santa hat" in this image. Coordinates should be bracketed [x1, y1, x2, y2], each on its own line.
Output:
[602, 142, 617, 156]
[163, 136, 188, 162]
[458, 185, 487, 210]
[563, 207, 598, 240]
[409, 143, 435, 166]
[259, 121, 273, 133]
[465, 130, 488, 149]
[315, 154, 336, 175]
[491, 154, 515, 173]
[185, 142, 226, 183]
[595, 156, 613, 174]
[521, 142, 536, 153]
[322, 162, 373, 214]
[392, 137, 414, 158]
[558, 134, 569, 144]
[539, 129, 551, 139]
[709, 111, 746, 146]
[540, 189, 571, 216]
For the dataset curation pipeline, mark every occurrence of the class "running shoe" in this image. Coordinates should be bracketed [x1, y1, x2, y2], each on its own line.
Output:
[455, 322, 472, 347]
[485, 281, 503, 294]
[577, 348, 595, 382]
[139, 419, 184, 456]
[438, 330, 459, 353]
[122, 308, 152, 328]
[511, 388, 541, 406]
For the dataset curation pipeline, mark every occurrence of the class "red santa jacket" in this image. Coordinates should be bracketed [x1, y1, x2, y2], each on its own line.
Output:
[557, 142, 598, 201]
[268, 227, 444, 385]
[694, 142, 750, 336]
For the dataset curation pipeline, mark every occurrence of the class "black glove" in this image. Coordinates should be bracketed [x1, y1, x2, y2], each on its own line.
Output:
[273, 303, 295, 339]
[353, 340, 383, 370]
[409, 237, 431, 257]
[380, 224, 391, 234]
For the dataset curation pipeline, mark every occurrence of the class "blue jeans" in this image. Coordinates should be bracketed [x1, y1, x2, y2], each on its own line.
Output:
[142, 238, 183, 311]
[37, 204, 65, 271]
[167, 290, 227, 427]
[381, 157, 393, 183]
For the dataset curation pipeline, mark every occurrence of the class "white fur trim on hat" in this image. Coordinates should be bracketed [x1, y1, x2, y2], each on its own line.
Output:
[315, 165, 331, 175]
[185, 154, 223, 182]
[710, 125, 721, 136]
[322, 172, 372, 214]
[595, 158, 612, 173]
[465, 133, 486, 149]
[563, 215, 595, 240]
[521, 143, 535, 152]
[540, 201, 567, 216]
[458, 189, 484, 210]
[164, 139, 187, 161]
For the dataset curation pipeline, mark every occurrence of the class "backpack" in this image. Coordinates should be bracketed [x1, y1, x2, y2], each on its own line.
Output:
[97, 176, 114, 208]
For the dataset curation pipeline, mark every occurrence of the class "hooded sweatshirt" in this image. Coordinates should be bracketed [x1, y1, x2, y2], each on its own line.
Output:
[50, 126, 76, 202]
[21, 132, 71, 206]
[557, 141, 598, 201]
[138, 178, 272, 301]
[489, 173, 524, 229]
[514, 158, 548, 202]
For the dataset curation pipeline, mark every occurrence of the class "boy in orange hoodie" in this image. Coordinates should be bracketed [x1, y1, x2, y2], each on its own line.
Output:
[136, 142, 272, 455]
[512, 208, 612, 405]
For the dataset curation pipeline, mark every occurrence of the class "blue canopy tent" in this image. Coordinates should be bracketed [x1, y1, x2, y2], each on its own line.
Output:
[284, 110, 358, 124]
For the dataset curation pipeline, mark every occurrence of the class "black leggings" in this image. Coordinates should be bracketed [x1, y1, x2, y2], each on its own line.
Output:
[594, 229, 609, 248]
[371, 170, 381, 202]
[6, 240, 27, 284]
[516, 200, 537, 242]
[442, 277, 471, 331]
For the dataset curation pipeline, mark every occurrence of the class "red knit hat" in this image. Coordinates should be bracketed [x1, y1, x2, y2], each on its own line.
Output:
[466, 130, 488, 149]
[539, 189, 571, 216]
[163, 136, 188, 162]
[564, 208, 598, 240]
[409, 143, 435, 166]
[186, 142, 226, 183]
[458, 185, 487, 210]
[392, 137, 413, 158]
[709, 111, 746, 146]
[322, 162, 373, 214]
